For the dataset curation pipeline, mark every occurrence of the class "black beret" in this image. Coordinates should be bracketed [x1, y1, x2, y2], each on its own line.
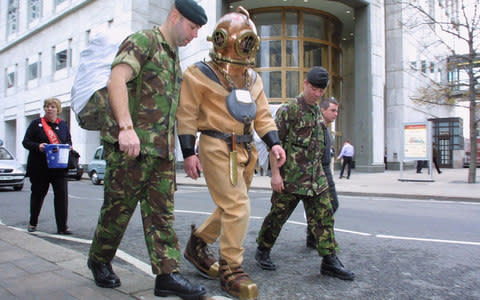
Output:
[306, 66, 329, 89]
[175, 0, 207, 26]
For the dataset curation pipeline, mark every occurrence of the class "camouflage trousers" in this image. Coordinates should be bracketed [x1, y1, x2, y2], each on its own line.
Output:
[256, 189, 339, 257]
[89, 143, 180, 275]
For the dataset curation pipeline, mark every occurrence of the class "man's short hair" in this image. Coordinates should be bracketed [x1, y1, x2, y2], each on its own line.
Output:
[320, 97, 338, 110]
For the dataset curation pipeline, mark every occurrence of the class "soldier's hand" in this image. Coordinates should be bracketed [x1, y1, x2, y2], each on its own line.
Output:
[271, 173, 284, 192]
[271, 145, 286, 168]
[118, 128, 140, 158]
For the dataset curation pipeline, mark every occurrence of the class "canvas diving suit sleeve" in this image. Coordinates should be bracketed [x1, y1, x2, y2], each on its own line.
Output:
[179, 134, 196, 158]
[261, 131, 281, 149]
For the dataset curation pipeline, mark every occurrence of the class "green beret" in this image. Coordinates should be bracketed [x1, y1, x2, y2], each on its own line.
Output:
[307, 66, 329, 89]
[175, 0, 207, 26]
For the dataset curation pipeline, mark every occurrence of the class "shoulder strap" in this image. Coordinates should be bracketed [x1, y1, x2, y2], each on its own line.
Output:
[194, 61, 221, 84]
[194, 61, 258, 90]
[130, 30, 158, 123]
[40, 118, 61, 144]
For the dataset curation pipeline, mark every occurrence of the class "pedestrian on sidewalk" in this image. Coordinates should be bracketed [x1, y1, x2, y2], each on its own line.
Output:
[87, 1, 208, 299]
[432, 142, 442, 174]
[255, 66, 355, 281]
[337, 139, 354, 179]
[306, 97, 340, 249]
[22, 97, 73, 235]
[176, 7, 286, 300]
[416, 142, 442, 174]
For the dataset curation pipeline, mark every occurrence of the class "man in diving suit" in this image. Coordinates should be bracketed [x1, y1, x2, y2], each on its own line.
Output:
[176, 7, 286, 300]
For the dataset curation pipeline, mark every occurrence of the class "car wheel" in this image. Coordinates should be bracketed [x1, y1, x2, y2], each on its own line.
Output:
[91, 171, 101, 185]
[13, 184, 23, 191]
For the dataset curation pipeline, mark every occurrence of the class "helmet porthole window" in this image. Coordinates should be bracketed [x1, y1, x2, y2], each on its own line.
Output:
[236, 31, 259, 57]
[212, 28, 228, 50]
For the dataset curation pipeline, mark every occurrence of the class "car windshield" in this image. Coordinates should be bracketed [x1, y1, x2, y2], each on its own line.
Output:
[0, 148, 14, 160]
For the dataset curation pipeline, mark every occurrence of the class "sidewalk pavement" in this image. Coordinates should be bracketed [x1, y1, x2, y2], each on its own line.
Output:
[177, 167, 480, 202]
[1, 168, 478, 300]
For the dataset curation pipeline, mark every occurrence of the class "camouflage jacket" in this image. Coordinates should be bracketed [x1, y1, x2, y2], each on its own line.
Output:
[276, 95, 328, 196]
[102, 27, 181, 161]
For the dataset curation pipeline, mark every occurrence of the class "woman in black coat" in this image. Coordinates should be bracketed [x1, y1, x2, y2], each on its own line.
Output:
[22, 98, 73, 234]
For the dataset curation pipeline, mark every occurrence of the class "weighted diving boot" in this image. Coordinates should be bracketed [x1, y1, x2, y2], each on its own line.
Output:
[321, 254, 355, 281]
[219, 259, 258, 300]
[184, 224, 219, 279]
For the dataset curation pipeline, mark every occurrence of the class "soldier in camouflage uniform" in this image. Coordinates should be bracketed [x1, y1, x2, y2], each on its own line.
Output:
[255, 67, 355, 281]
[87, 1, 209, 299]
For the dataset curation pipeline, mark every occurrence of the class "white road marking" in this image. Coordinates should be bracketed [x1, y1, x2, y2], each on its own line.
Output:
[376, 234, 480, 246]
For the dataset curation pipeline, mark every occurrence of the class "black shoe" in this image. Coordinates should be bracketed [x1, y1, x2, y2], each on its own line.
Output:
[57, 228, 72, 235]
[87, 258, 121, 288]
[27, 225, 36, 232]
[306, 229, 316, 249]
[255, 247, 276, 270]
[154, 273, 206, 300]
[321, 254, 355, 281]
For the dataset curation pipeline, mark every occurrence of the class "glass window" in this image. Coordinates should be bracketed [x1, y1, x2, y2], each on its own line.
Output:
[55, 0, 68, 11]
[304, 42, 326, 68]
[259, 71, 282, 98]
[28, 62, 39, 80]
[7, 0, 19, 36]
[7, 72, 15, 88]
[251, 7, 342, 103]
[55, 49, 68, 71]
[253, 12, 282, 37]
[286, 71, 300, 98]
[304, 13, 326, 40]
[257, 40, 281, 68]
[331, 49, 340, 74]
[286, 12, 299, 37]
[286, 40, 299, 67]
[330, 20, 342, 45]
[29, 0, 42, 24]
[331, 77, 340, 98]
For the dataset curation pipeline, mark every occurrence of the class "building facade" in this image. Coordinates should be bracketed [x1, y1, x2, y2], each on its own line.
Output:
[1, 0, 465, 170]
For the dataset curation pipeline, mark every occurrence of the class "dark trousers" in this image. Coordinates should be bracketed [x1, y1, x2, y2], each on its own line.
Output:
[339, 156, 353, 178]
[433, 158, 442, 173]
[29, 174, 68, 232]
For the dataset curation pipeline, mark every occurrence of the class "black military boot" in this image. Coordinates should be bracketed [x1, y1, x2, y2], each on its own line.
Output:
[87, 258, 121, 288]
[255, 247, 276, 270]
[306, 228, 316, 249]
[154, 272, 206, 300]
[321, 254, 355, 281]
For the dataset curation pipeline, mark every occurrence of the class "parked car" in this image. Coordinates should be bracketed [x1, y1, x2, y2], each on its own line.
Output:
[0, 140, 26, 191]
[67, 149, 84, 180]
[87, 146, 105, 185]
